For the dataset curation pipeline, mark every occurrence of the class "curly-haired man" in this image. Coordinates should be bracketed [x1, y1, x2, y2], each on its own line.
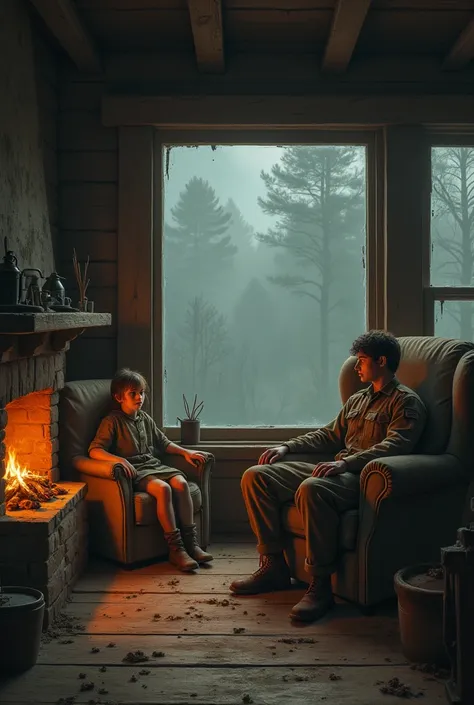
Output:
[230, 331, 427, 622]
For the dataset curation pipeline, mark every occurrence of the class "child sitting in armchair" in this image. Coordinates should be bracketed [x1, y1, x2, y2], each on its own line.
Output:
[88, 368, 212, 572]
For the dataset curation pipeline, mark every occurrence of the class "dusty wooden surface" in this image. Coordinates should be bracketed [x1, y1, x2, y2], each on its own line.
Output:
[0, 312, 111, 334]
[0, 542, 448, 704]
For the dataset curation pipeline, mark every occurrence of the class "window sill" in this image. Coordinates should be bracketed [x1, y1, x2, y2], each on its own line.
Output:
[179, 442, 277, 461]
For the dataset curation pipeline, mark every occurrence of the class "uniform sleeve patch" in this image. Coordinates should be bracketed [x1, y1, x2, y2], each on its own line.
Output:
[404, 408, 419, 419]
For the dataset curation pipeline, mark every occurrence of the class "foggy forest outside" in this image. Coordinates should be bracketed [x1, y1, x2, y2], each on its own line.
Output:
[161, 144, 474, 428]
[431, 147, 474, 341]
[162, 144, 367, 428]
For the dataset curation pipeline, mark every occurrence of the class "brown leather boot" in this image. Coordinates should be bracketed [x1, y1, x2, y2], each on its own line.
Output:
[229, 553, 291, 595]
[164, 529, 199, 572]
[289, 576, 334, 622]
[181, 524, 213, 564]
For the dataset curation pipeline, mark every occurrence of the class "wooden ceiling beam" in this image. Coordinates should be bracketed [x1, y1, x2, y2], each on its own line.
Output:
[29, 0, 101, 73]
[187, 0, 224, 74]
[322, 0, 372, 74]
[443, 15, 474, 71]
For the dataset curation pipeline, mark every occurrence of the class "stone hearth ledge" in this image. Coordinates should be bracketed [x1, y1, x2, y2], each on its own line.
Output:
[0, 482, 88, 627]
[0, 482, 86, 536]
[0, 311, 111, 334]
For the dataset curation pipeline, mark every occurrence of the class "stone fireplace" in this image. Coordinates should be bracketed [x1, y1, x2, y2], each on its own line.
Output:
[0, 312, 111, 626]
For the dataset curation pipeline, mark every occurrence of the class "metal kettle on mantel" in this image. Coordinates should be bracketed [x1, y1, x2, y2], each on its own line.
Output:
[42, 272, 66, 305]
[0, 237, 21, 305]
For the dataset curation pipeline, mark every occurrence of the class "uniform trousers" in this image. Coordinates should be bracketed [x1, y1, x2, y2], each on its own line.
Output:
[241, 462, 360, 576]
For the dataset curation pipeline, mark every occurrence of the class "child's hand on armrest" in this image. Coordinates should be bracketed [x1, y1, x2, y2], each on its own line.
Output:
[89, 448, 137, 479]
[183, 450, 207, 469]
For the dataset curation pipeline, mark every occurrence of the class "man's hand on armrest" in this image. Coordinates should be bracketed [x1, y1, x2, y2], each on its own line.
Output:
[258, 445, 289, 465]
[89, 448, 137, 479]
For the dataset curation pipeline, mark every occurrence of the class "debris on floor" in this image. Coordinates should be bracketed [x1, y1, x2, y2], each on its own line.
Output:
[377, 677, 424, 698]
[122, 650, 150, 664]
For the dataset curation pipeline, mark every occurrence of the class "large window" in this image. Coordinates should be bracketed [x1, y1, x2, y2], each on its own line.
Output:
[161, 142, 368, 433]
[429, 144, 474, 340]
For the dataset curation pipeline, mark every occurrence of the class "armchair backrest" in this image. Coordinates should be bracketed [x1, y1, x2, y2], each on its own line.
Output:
[59, 379, 113, 480]
[339, 336, 474, 466]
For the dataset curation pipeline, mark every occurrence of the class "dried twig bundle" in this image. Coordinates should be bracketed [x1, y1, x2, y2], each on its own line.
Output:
[72, 248, 90, 303]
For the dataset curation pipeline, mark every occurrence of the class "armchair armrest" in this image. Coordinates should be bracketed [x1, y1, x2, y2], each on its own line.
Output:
[73, 455, 130, 481]
[360, 453, 467, 502]
[72, 454, 135, 564]
[161, 452, 214, 489]
[356, 453, 469, 606]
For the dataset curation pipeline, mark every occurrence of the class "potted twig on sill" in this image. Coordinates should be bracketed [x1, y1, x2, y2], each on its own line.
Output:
[72, 248, 91, 312]
[177, 394, 203, 445]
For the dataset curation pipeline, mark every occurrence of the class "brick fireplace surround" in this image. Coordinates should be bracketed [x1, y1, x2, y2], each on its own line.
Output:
[0, 353, 87, 626]
[0, 312, 110, 626]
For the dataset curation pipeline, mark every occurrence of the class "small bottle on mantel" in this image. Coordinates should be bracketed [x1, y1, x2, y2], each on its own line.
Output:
[442, 512, 474, 705]
[0, 237, 21, 306]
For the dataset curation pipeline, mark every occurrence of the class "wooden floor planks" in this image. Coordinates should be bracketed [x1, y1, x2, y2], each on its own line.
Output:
[0, 543, 448, 704]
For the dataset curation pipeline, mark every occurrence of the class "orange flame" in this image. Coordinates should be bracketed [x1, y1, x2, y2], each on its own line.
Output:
[4, 448, 44, 495]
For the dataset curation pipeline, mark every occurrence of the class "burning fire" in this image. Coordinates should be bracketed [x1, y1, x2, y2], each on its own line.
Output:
[5, 448, 67, 511]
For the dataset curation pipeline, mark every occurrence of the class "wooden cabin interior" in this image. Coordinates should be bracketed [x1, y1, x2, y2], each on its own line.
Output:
[1, 1, 474, 703]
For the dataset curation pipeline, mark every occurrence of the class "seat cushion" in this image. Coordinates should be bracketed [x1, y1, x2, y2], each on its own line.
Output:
[134, 481, 202, 525]
[282, 504, 359, 552]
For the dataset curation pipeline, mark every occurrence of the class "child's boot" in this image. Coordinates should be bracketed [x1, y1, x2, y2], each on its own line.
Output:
[182, 524, 213, 563]
[164, 528, 199, 572]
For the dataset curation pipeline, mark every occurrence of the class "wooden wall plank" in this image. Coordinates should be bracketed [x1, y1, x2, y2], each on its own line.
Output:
[58, 230, 117, 261]
[65, 337, 117, 380]
[60, 80, 104, 110]
[59, 182, 117, 230]
[103, 93, 474, 127]
[74, 0, 474, 8]
[117, 127, 154, 384]
[59, 150, 117, 181]
[59, 111, 117, 150]
[105, 52, 474, 89]
[60, 261, 117, 288]
[212, 477, 250, 535]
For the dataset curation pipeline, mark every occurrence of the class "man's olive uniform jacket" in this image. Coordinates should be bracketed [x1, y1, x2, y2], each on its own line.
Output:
[285, 378, 427, 473]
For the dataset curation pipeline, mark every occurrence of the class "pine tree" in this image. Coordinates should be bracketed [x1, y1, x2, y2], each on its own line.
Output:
[256, 146, 365, 402]
[165, 177, 236, 298]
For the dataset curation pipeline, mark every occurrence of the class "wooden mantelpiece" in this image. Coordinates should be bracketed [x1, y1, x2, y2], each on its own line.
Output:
[0, 312, 112, 361]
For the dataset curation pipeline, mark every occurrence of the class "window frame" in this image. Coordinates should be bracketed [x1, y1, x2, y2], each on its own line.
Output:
[152, 129, 378, 441]
[424, 132, 474, 336]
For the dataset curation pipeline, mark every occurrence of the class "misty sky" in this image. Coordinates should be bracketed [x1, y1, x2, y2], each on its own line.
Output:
[163, 145, 283, 231]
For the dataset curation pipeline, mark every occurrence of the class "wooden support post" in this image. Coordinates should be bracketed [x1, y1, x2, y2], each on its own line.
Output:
[443, 15, 474, 71]
[29, 0, 101, 72]
[118, 128, 154, 404]
[383, 125, 431, 336]
[187, 0, 224, 74]
[322, 0, 372, 73]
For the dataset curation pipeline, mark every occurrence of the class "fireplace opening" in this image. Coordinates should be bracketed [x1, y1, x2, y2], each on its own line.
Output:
[3, 389, 67, 511]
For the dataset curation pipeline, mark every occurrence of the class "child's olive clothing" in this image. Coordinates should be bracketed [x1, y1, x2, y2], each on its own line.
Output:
[89, 409, 186, 487]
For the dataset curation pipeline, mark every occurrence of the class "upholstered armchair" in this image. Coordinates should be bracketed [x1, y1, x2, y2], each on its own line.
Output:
[282, 337, 474, 608]
[59, 380, 213, 567]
